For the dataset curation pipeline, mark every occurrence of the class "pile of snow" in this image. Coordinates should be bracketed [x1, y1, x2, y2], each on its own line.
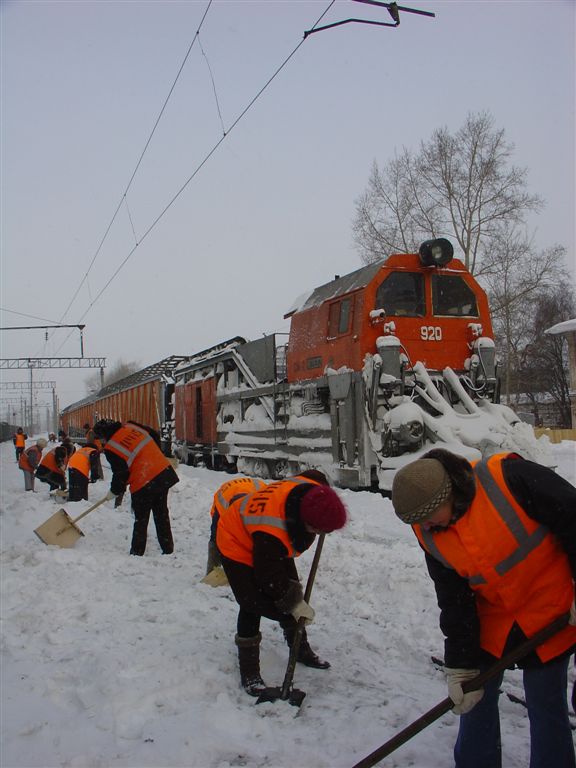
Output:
[1, 438, 575, 767]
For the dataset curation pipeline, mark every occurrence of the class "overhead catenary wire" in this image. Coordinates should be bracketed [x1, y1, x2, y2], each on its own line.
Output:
[54, 0, 215, 336]
[66, 1, 337, 329]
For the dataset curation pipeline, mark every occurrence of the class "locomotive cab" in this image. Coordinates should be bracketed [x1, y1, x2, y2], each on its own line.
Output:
[286, 239, 496, 394]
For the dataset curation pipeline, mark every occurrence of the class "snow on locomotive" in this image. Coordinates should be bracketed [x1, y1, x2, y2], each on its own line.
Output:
[173, 239, 550, 491]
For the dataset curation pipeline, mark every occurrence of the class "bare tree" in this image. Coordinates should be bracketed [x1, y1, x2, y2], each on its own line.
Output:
[84, 359, 141, 395]
[479, 227, 568, 405]
[519, 288, 575, 427]
[353, 112, 543, 272]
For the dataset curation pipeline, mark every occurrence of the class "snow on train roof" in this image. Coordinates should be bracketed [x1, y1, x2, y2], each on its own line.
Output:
[284, 259, 386, 317]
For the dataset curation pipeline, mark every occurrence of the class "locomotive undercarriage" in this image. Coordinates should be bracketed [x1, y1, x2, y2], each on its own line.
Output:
[212, 333, 552, 492]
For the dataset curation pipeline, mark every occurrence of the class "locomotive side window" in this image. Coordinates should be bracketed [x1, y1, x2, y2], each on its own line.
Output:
[432, 275, 478, 317]
[375, 273, 425, 317]
[327, 297, 352, 338]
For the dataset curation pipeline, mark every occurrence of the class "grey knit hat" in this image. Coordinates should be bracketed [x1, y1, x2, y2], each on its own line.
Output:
[392, 458, 453, 524]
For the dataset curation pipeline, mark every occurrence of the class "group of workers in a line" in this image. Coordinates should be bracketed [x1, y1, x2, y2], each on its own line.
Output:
[13, 418, 576, 767]
[15, 424, 103, 499]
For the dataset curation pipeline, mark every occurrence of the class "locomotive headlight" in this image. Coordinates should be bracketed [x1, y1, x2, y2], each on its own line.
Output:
[419, 238, 454, 267]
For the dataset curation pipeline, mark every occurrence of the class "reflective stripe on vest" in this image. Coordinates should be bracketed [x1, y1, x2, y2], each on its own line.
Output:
[420, 458, 549, 585]
[415, 453, 576, 661]
[215, 478, 266, 511]
[104, 423, 170, 493]
[474, 459, 548, 576]
[216, 476, 319, 566]
[106, 426, 153, 467]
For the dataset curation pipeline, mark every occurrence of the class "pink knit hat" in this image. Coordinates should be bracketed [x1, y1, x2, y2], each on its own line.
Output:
[299, 486, 347, 533]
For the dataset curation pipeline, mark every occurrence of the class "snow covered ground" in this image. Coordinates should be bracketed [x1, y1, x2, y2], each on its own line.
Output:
[1, 438, 575, 768]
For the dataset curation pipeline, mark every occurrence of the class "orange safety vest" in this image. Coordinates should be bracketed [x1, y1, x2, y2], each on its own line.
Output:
[15, 433, 25, 448]
[19, 446, 40, 472]
[211, 477, 267, 518]
[216, 476, 320, 567]
[68, 446, 96, 478]
[38, 449, 66, 477]
[414, 453, 576, 662]
[104, 423, 171, 494]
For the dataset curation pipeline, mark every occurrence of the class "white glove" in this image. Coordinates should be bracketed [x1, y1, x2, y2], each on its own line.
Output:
[104, 490, 117, 501]
[569, 597, 576, 626]
[445, 668, 484, 715]
[291, 599, 315, 625]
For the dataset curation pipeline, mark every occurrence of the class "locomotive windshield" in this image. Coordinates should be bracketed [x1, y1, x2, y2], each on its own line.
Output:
[431, 274, 479, 317]
[375, 272, 425, 317]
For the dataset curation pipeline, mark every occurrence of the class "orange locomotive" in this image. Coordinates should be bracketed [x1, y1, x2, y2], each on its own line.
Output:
[172, 239, 545, 492]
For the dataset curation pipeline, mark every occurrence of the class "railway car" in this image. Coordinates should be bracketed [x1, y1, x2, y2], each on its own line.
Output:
[173, 239, 549, 490]
[60, 355, 187, 455]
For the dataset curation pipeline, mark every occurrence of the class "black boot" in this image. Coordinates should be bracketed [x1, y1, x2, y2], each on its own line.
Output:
[281, 622, 330, 669]
[235, 633, 268, 696]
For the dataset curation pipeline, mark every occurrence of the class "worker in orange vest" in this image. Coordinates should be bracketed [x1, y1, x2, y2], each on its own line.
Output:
[216, 472, 347, 697]
[36, 445, 68, 492]
[206, 476, 268, 576]
[12, 427, 27, 462]
[391, 449, 576, 768]
[18, 438, 47, 491]
[93, 419, 179, 556]
[84, 423, 104, 480]
[67, 444, 100, 501]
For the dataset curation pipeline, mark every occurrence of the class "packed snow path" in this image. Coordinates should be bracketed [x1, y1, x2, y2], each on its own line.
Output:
[2, 439, 575, 767]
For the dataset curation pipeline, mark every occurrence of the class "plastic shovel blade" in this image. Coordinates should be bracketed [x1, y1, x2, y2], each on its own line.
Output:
[34, 509, 84, 548]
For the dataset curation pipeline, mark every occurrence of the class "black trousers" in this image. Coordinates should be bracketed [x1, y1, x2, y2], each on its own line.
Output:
[130, 489, 174, 556]
[221, 555, 298, 638]
[68, 468, 88, 502]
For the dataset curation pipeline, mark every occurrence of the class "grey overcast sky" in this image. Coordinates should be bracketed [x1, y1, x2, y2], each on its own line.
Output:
[1, 0, 575, 416]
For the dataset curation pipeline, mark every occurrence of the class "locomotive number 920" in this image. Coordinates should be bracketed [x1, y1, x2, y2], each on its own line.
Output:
[420, 325, 443, 341]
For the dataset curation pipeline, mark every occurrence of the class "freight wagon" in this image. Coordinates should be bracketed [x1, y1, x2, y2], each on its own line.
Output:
[60, 355, 187, 455]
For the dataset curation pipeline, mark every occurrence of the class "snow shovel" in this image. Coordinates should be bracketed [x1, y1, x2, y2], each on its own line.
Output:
[256, 533, 326, 707]
[201, 566, 229, 587]
[34, 495, 110, 548]
[351, 612, 570, 768]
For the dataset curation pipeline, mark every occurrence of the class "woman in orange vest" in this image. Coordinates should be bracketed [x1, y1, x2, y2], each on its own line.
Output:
[67, 444, 99, 501]
[392, 449, 576, 768]
[216, 471, 347, 697]
[93, 419, 179, 556]
[205, 476, 268, 576]
[35, 445, 68, 492]
[12, 427, 27, 462]
[19, 438, 47, 491]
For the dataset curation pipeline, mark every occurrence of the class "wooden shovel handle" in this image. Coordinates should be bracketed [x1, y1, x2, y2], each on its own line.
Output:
[70, 495, 111, 525]
[280, 533, 326, 700]
[351, 612, 570, 768]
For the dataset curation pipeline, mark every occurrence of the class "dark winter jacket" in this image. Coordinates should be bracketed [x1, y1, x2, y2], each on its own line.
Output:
[423, 453, 576, 669]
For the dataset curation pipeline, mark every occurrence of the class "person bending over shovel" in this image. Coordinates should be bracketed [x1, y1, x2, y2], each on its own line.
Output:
[93, 419, 179, 556]
[216, 473, 347, 697]
[391, 449, 576, 768]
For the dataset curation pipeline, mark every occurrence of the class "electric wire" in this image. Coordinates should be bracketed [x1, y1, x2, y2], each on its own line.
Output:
[55, 0, 214, 331]
[62, 1, 337, 329]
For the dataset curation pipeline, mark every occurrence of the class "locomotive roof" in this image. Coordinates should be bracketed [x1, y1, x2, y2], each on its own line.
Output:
[285, 259, 385, 317]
